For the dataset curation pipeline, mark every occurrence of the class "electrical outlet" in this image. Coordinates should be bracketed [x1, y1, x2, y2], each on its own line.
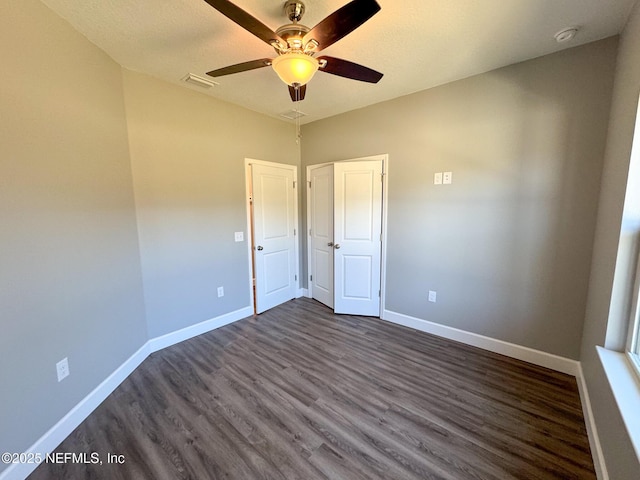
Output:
[56, 357, 69, 382]
[443, 172, 452, 184]
[434, 172, 443, 185]
[234, 231, 244, 242]
[217, 286, 224, 298]
[428, 290, 437, 303]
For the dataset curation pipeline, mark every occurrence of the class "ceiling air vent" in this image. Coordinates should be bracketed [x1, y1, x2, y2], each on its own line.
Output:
[280, 109, 307, 120]
[182, 73, 218, 89]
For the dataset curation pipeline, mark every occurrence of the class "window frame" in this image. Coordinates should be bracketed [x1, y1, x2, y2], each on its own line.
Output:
[627, 255, 640, 377]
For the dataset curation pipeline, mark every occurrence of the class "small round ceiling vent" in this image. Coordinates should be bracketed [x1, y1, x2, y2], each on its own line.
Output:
[554, 27, 579, 43]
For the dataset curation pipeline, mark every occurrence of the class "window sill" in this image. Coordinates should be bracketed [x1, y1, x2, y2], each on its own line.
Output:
[597, 346, 640, 461]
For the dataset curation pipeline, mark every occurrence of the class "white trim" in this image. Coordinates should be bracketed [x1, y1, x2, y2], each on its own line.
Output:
[625, 253, 640, 354]
[0, 307, 252, 480]
[576, 364, 609, 480]
[0, 343, 150, 480]
[381, 309, 580, 375]
[379, 155, 389, 315]
[244, 161, 256, 314]
[628, 351, 640, 379]
[148, 306, 253, 352]
[306, 164, 313, 301]
[3, 302, 595, 480]
[305, 154, 389, 315]
[297, 288, 309, 298]
[625, 93, 640, 357]
[381, 309, 609, 477]
[597, 346, 640, 462]
[292, 165, 300, 297]
[245, 158, 299, 314]
[148, 309, 605, 479]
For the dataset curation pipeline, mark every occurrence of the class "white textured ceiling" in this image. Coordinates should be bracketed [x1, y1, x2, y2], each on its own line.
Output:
[40, 0, 635, 124]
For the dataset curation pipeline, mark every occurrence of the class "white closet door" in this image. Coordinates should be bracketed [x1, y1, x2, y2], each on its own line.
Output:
[333, 160, 382, 316]
[310, 164, 334, 308]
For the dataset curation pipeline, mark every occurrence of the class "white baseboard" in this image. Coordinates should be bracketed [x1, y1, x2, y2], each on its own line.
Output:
[1, 307, 252, 480]
[3, 306, 597, 480]
[381, 309, 580, 376]
[296, 288, 309, 298]
[0, 343, 150, 480]
[380, 310, 606, 478]
[576, 364, 608, 480]
[148, 306, 253, 353]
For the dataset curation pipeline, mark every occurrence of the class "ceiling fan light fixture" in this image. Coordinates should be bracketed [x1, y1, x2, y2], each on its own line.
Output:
[272, 52, 319, 86]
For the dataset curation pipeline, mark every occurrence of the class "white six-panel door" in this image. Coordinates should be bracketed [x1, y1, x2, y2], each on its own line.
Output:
[310, 164, 334, 308]
[251, 163, 297, 314]
[333, 160, 383, 316]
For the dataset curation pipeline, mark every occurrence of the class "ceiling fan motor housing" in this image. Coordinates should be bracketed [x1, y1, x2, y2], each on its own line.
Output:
[284, 1, 306, 22]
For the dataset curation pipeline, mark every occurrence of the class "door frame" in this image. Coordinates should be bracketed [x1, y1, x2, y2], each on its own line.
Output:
[306, 154, 389, 316]
[245, 158, 300, 315]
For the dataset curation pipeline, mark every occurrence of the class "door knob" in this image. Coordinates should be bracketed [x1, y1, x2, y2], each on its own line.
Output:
[334, 244, 341, 249]
[256, 245, 264, 251]
[327, 242, 334, 247]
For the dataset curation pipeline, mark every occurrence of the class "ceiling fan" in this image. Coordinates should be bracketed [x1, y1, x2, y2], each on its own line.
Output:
[203, 0, 383, 102]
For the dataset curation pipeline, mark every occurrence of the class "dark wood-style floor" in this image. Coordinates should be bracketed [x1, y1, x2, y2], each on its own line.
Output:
[30, 298, 595, 480]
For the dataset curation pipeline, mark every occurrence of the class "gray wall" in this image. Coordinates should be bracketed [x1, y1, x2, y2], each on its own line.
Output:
[581, 0, 640, 477]
[2, 0, 636, 476]
[301, 38, 618, 360]
[0, 0, 147, 466]
[0, 0, 299, 470]
[123, 70, 299, 338]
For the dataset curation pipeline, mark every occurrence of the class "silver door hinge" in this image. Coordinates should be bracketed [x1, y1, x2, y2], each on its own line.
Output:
[295, 275, 297, 281]
[310, 275, 313, 281]
[308, 181, 311, 188]
[294, 229, 297, 236]
[293, 181, 296, 188]
[309, 229, 312, 236]
[379, 290, 381, 297]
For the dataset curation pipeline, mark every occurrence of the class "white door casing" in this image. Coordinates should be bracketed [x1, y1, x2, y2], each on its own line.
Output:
[309, 164, 334, 308]
[333, 160, 383, 316]
[251, 162, 297, 314]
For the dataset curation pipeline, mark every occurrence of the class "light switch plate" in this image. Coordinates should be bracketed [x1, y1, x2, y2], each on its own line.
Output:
[428, 290, 437, 303]
[234, 231, 244, 242]
[443, 172, 452, 184]
[56, 357, 69, 382]
[434, 172, 443, 185]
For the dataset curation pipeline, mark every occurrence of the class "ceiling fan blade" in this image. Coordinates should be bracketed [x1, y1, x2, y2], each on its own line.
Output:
[206, 58, 273, 77]
[202, 0, 285, 47]
[303, 0, 381, 52]
[288, 84, 307, 102]
[317, 56, 383, 83]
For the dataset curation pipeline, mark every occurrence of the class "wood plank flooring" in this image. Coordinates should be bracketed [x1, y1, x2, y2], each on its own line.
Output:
[29, 298, 595, 479]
